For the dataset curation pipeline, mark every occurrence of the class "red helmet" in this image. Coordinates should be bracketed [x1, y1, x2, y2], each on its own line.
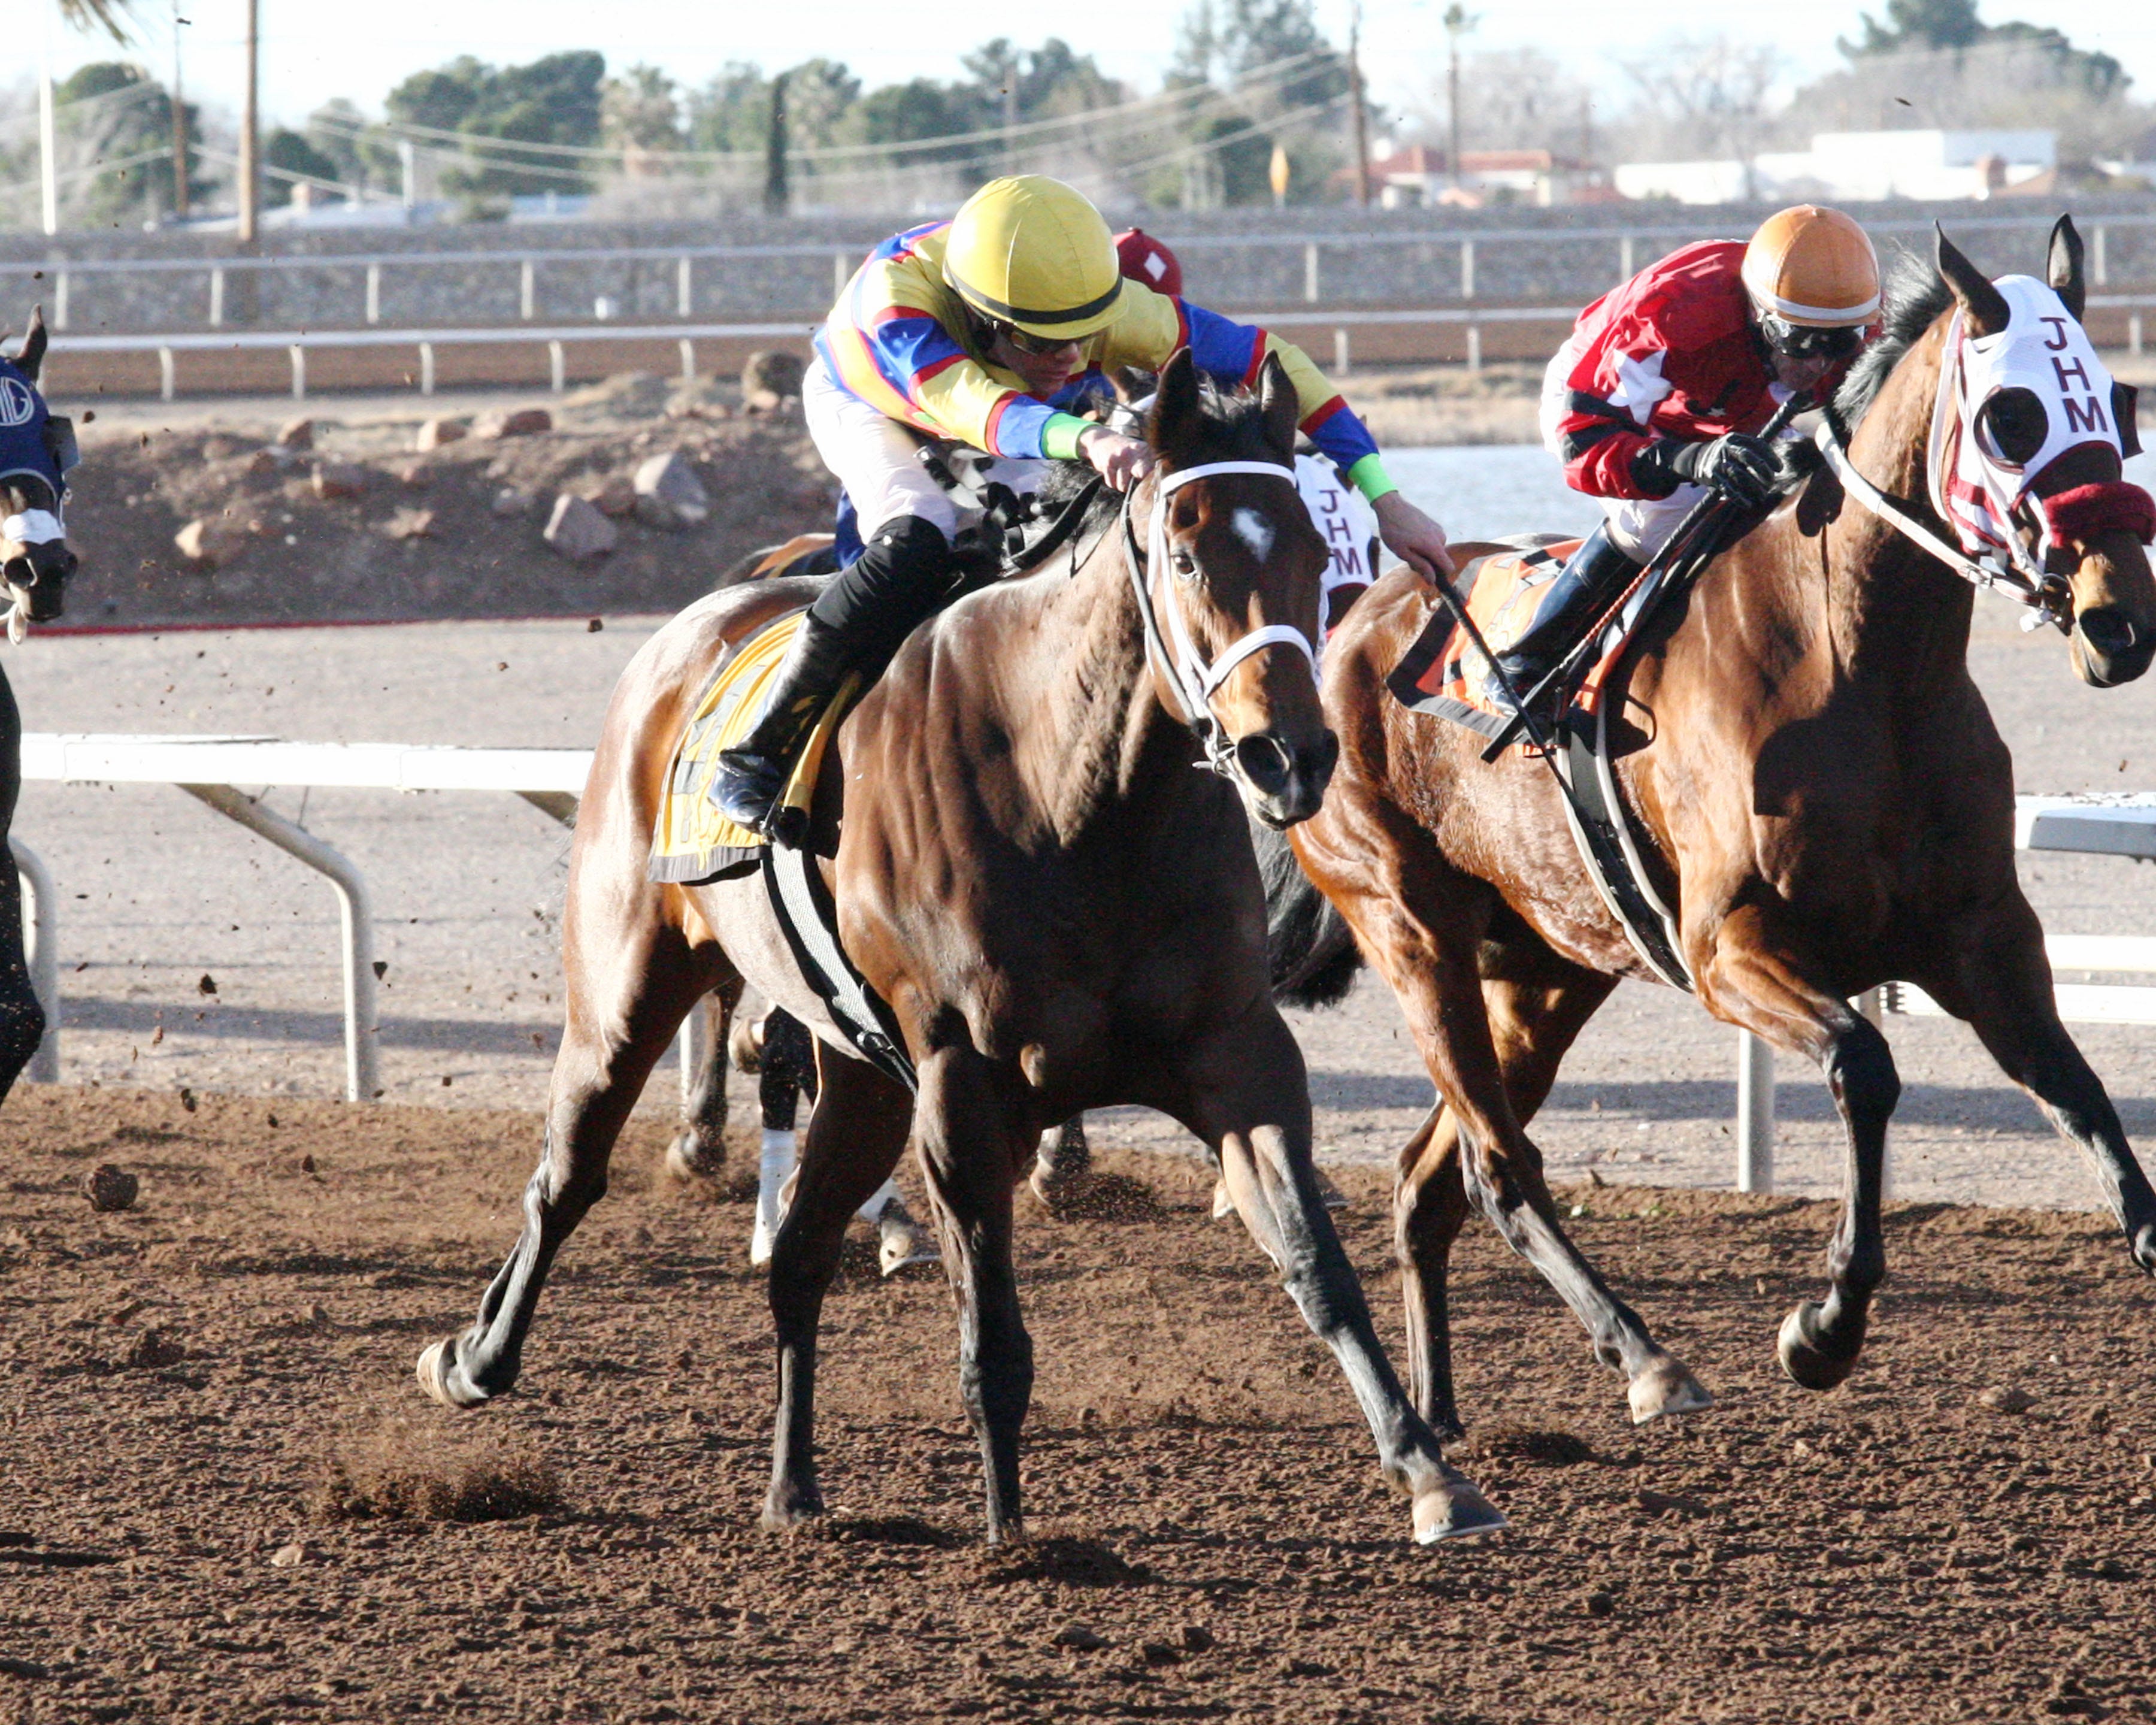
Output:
[1113, 228, 1184, 299]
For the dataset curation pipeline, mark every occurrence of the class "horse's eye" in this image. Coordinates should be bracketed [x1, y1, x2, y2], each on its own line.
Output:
[1171, 549, 1198, 579]
[1978, 388, 2048, 467]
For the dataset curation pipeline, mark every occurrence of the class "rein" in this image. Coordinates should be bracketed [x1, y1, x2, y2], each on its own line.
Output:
[1118, 459, 1317, 776]
[1813, 419, 2072, 633]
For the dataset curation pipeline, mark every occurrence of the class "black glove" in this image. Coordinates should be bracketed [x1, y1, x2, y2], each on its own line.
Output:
[1664, 432, 1780, 509]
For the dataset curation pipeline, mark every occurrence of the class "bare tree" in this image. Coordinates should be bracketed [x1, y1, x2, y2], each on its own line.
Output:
[1614, 34, 1791, 168]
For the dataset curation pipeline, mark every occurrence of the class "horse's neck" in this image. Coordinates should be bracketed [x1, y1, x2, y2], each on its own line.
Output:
[1788, 380, 1976, 692]
[990, 518, 1186, 841]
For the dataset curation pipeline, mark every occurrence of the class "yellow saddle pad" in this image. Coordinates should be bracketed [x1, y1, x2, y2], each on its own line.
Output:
[647, 609, 856, 883]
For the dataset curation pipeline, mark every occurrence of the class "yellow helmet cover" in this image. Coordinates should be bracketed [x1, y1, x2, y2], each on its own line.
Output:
[942, 175, 1125, 341]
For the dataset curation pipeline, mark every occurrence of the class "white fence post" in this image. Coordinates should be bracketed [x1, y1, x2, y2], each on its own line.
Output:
[11, 838, 58, 1083]
[418, 341, 435, 397]
[1333, 327, 1350, 375]
[676, 255, 692, 317]
[53, 271, 69, 332]
[178, 785, 380, 1103]
[1303, 241, 1319, 302]
[365, 261, 381, 325]
[549, 339, 566, 394]
[1459, 238, 1476, 301]
[520, 258, 536, 321]
[1736, 1030, 1773, 1193]
[158, 346, 175, 402]
[208, 267, 225, 327]
[288, 344, 306, 401]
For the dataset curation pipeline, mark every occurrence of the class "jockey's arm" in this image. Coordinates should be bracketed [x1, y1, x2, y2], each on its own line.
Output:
[1097, 289, 1454, 578]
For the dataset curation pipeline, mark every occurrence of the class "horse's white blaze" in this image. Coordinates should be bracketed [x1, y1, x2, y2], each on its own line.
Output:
[1231, 507, 1276, 564]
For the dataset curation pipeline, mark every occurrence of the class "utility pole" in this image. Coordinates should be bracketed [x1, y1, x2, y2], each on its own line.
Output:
[1444, 4, 1477, 192]
[762, 69, 790, 217]
[237, 0, 259, 243]
[1347, 1, 1371, 208]
[38, 57, 59, 235]
[170, 0, 189, 220]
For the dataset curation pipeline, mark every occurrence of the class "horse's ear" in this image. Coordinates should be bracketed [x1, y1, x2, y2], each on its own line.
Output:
[2047, 214, 2087, 322]
[13, 305, 46, 383]
[1936, 225, 2009, 337]
[1148, 346, 1201, 459]
[1256, 352, 1297, 462]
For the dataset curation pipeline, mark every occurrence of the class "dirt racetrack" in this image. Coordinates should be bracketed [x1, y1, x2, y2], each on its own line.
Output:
[4, 1084, 2154, 1725]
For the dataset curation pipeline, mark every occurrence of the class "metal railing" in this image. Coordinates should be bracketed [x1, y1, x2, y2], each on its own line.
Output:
[16, 209, 2156, 335]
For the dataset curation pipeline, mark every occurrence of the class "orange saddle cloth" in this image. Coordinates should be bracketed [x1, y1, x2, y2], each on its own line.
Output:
[1386, 535, 1643, 747]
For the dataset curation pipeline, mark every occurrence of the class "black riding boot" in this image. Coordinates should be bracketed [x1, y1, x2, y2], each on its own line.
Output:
[1489, 525, 1641, 704]
[707, 513, 952, 834]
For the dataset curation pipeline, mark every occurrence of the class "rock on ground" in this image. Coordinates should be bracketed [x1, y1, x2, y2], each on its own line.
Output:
[413, 417, 468, 452]
[474, 407, 554, 440]
[633, 450, 710, 529]
[543, 493, 617, 561]
[173, 513, 253, 568]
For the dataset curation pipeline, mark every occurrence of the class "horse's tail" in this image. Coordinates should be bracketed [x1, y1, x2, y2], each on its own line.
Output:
[1251, 818, 1364, 1010]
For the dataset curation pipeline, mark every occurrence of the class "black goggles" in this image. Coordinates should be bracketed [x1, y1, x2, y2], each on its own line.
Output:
[1758, 316, 1865, 362]
[989, 320, 1086, 358]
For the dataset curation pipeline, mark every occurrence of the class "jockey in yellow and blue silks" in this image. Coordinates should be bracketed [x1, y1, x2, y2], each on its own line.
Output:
[710, 173, 1454, 833]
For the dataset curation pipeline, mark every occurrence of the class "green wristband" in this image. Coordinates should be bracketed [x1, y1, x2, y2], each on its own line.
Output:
[1042, 413, 1091, 463]
[1348, 453, 1398, 504]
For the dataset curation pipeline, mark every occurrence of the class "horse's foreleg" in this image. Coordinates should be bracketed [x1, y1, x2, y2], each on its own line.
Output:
[914, 1046, 1036, 1544]
[665, 980, 744, 1185]
[418, 895, 722, 1409]
[1361, 902, 1697, 1422]
[1698, 906, 1898, 1390]
[1920, 904, 2156, 1277]
[763, 1046, 912, 1530]
[1182, 1000, 1504, 1542]
[1391, 1103, 1471, 1440]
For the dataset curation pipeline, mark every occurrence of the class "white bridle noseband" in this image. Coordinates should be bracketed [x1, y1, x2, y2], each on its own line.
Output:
[1122, 459, 1318, 774]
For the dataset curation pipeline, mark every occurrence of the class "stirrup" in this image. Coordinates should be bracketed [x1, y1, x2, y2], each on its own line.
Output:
[710, 748, 794, 835]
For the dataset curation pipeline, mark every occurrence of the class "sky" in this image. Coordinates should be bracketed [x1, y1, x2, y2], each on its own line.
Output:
[33, 0, 2156, 136]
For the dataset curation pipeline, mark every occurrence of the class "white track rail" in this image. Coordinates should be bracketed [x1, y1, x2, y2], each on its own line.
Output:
[1731, 795, 2156, 1193]
[17, 734, 593, 1101]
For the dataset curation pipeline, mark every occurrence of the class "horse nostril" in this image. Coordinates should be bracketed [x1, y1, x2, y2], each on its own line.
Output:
[1303, 729, 1340, 792]
[2079, 606, 2140, 659]
[1234, 733, 1295, 797]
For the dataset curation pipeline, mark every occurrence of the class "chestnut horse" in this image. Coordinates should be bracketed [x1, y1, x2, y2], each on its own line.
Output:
[1279, 221, 2156, 1441]
[416, 352, 1503, 1545]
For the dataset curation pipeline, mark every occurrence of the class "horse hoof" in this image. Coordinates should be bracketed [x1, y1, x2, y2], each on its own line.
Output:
[2131, 1221, 2156, 1278]
[1776, 1302, 1856, 1391]
[877, 1215, 938, 1277]
[1628, 1356, 1714, 1424]
[664, 1131, 725, 1187]
[1412, 1475, 1509, 1544]
[1314, 1169, 1349, 1212]
[414, 1340, 485, 1409]
[759, 1486, 825, 1532]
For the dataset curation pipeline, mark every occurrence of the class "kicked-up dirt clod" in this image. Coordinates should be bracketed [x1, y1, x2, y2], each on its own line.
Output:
[1, 1082, 2154, 1723]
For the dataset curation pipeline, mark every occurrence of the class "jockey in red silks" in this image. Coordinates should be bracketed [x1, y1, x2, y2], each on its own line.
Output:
[708, 174, 1453, 833]
[1497, 205, 1883, 694]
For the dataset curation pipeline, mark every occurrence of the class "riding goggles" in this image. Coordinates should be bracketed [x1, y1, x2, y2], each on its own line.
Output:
[991, 320, 1088, 359]
[1757, 316, 1865, 362]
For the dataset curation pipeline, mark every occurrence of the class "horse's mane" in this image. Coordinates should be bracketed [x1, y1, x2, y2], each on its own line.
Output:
[1032, 377, 1288, 545]
[1834, 253, 1954, 429]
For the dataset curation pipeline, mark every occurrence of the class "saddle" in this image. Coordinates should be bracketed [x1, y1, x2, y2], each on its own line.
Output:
[1386, 535, 1694, 991]
[648, 610, 854, 885]
[1386, 535, 1654, 749]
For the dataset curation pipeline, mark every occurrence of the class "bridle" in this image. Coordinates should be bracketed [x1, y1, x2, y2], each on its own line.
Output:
[1118, 459, 1318, 776]
[1813, 419, 2073, 633]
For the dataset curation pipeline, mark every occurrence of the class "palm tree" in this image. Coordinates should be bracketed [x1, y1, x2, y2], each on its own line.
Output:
[57, 0, 135, 42]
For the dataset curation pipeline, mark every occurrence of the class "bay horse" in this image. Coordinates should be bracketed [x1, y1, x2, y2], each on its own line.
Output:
[1277, 220, 2156, 1441]
[0, 307, 77, 1101]
[416, 351, 1504, 1545]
